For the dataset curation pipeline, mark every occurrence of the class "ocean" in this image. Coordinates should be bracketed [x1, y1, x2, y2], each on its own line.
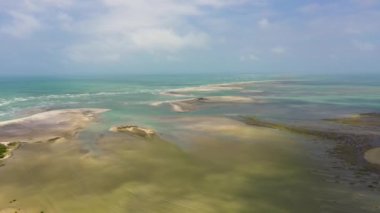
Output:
[1, 73, 379, 121]
[0, 73, 380, 212]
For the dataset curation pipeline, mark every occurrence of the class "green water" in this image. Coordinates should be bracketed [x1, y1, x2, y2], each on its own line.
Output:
[0, 73, 380, 212]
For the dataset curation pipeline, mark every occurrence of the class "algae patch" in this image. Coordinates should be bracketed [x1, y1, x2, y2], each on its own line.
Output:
[0, 142, 20, 161]
[0, 144, 6, 159]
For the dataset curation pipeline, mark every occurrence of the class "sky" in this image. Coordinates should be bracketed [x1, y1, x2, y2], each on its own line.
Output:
[0, 0, 379, 75]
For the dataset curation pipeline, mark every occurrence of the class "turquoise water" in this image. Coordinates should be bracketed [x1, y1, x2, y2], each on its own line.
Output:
[1, 73, 380, 123]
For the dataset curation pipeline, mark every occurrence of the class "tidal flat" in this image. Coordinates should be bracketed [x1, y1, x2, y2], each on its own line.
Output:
[0, 116, 368, 213]
[0, 75, 380, 212]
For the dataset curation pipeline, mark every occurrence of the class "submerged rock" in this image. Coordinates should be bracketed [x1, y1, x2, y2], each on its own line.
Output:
[109, 125, 156, 137]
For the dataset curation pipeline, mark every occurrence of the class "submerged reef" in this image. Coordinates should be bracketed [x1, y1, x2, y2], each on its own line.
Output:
[238, 116, 378, 167]
[238, 115, 380, 190]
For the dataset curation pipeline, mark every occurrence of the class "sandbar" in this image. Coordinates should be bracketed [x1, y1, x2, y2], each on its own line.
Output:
[0, 108, 109, 143]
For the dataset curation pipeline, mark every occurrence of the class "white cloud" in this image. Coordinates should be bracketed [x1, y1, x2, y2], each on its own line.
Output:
[0, 0, 267, 63]
[66, 0, 243, 62]
[130, 29, 208, 52]
[258, 18, 270, 29]
[66, 40, 124, 63]
[352, 0, 379, 7]
[0, 11, 41, 38]
[0, 0, 74, 38]
[56, 12, 73, 30]
[195, 0, 249, 7]
[352, 40, 376, 51]
[240, 53, 260, 61]
[299, 3, 322, 14]
[24, 0, 73, 12]
[272, 46, 286, 54]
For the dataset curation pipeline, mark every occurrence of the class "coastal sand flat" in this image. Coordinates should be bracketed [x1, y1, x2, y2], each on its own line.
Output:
[0, 108, 109, 143]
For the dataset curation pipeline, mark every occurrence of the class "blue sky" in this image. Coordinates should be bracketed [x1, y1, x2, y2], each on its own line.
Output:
[0, 0, 379, 75]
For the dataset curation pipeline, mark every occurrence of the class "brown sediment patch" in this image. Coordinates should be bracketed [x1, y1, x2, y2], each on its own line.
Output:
[109, 125, 156, 138]
[324, 113, 380, 127]
[153, 96, 264, 112]
[364, 148, 380, 166]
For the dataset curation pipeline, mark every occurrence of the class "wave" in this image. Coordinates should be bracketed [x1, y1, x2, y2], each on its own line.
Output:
[0, 89, 161, 108]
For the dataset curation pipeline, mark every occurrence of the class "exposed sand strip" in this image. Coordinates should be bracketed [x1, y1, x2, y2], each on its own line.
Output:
[0, 108, 109, 143]
[152, 96, 264, 112]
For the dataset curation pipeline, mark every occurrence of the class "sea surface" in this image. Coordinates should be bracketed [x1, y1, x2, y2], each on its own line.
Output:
[0, 73, 380, 212]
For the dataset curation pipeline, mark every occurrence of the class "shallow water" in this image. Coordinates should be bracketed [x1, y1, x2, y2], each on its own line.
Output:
[0, 74, 380, 212]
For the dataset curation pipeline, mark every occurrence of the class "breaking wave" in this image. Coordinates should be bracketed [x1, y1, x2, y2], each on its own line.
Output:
[0, 89, 160, 107]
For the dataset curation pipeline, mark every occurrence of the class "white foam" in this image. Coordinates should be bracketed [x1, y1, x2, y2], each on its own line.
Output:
[0, 90, 160, 108]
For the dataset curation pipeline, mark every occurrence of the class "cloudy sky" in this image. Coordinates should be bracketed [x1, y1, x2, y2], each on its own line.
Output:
[0, 0, 379, 75]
